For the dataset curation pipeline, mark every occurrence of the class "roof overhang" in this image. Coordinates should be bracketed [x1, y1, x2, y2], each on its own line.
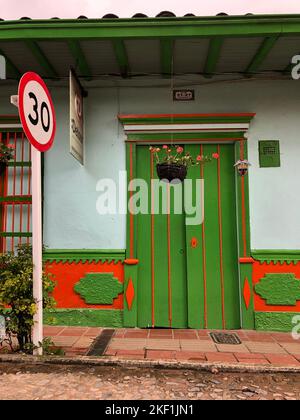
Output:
[0, 15, 300, 82]
[2, 15, 300, 39]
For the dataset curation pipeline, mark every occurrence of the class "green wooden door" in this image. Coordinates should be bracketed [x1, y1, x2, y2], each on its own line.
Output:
[186, 144, 240, 330]
[136, 145, 187, 328]
[136, 144, 240, 329]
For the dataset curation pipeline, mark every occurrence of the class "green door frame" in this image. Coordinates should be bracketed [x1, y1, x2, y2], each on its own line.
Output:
[120, 115, 255, 330]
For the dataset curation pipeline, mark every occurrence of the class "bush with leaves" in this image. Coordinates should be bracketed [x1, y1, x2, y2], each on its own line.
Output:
[0, 142, 15, 164]
[0, 244, 56, 353]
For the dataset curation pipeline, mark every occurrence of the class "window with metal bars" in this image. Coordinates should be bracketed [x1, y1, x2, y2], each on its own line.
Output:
[0, 129, 32, 253]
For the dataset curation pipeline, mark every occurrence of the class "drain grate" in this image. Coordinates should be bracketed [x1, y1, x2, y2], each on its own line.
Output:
[210, 332, 242, 345]
[87, 329, 115, 356]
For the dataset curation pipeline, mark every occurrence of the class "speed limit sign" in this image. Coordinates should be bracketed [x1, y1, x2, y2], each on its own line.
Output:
[18, 72, 56, 152]
[17, 72, 56, 356]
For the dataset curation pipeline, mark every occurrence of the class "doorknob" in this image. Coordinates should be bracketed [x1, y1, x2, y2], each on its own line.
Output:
[191, 237, 199, 249]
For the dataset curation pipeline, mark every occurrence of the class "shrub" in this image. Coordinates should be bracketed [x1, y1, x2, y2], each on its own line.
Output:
[0, 244, 56, 353]
[0, 142, 15, 163]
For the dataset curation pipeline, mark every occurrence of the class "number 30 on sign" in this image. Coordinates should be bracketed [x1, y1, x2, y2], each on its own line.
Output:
[18, 72, 56, 152]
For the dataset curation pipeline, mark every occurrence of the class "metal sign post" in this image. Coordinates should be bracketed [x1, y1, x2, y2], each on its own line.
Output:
[16, 72, 56, 356]
[31, 147, 43, 354]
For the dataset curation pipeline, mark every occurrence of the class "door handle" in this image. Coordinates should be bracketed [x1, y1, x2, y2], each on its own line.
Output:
[191, 237, 199, 249]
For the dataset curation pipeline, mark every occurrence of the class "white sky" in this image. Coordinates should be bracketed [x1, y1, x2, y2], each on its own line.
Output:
[1, 0, 300, 20]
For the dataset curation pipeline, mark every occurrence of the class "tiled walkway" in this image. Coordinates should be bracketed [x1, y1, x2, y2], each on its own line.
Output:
[44, 327, 300, 367]
[44, 326, 103, 357]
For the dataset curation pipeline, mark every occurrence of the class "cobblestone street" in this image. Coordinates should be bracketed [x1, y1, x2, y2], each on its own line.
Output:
[0, 363, 300, 400]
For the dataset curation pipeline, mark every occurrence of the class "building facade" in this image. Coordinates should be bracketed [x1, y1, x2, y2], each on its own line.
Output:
[0, 14, 300, 331]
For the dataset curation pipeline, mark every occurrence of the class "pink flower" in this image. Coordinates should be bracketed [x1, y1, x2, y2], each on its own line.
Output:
[163, 145, 168, 150]
[212, 153, 220, 159]
[177, 147, 184, 154]
[197, 155, 203, 162]
[156, 148, 161, 152]
[7, 144, 15, 149]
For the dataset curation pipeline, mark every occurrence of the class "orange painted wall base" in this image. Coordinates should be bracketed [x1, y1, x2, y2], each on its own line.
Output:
[253, 261, 300, 313]
[46, 261, 124, 310]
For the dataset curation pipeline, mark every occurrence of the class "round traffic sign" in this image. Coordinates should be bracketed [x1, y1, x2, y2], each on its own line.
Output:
[18, 72, 56, 152]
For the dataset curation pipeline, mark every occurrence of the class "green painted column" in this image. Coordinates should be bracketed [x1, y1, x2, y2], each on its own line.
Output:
[235, 140, 255, 329]
[123, 142, 138, 327]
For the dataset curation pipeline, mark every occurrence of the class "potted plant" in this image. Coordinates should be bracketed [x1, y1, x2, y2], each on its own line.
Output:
[150, 145, 219, 182]
[0, 142, 15, 176]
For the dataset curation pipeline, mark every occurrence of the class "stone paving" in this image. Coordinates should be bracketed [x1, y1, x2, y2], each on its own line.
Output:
[39, 327, 300, 367]
[0, 363, 300, 400]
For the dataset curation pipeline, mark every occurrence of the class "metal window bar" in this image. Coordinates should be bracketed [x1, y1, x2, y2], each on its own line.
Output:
[0, 131, 32, 253]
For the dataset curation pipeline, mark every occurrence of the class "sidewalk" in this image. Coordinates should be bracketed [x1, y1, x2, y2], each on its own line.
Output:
[44, 327, 300, 368]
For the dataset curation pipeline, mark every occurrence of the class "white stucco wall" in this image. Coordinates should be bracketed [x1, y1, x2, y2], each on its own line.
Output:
[43, 87, 126, 249]
[1, 79, 300, 250]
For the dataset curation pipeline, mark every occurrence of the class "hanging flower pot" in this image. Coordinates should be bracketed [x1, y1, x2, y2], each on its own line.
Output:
[156, 162, 187, 183]
[150, 145, 218, 183]
[234, 160, 251, 176]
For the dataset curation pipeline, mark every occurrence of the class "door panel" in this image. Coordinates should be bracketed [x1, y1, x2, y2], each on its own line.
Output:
[168, 184, 187, 328]
[136, 146, 187, 328]
[202, 144, 224, 328]
[136, 143, 240, 330]
[186, 144, 240, 329]
[220, 145, 241, 329]
[136, 146, 152, 327]
[186, 144, 210, 329]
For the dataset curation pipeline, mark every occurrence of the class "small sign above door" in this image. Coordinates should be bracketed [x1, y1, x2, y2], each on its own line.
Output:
[173, 89, 195, 101]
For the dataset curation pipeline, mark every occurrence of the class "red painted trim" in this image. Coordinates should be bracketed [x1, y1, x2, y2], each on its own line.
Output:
[167, 184, 172, 328]
[2, 133, 9, 252]
[126, 278, 134, 311]
[151, 153, 155, 328]
[239, 257, 255, 264]
[11, 132, 17, 252]
[200, 145, 208, 329]
[27, 140, 31, 245]
[0, 114, 21, 119]
[129, 143, 134, 259]
[240, 138, 245, 163]
[124, 259, 139, 266]
[19, 133, 25, 246]
[217, 145, 226, 329]
[118, 113, 256, 120]
[243, 277, 251, 310]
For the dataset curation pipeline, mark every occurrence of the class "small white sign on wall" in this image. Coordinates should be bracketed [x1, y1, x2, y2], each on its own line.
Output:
[70, 69, 84, 165]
